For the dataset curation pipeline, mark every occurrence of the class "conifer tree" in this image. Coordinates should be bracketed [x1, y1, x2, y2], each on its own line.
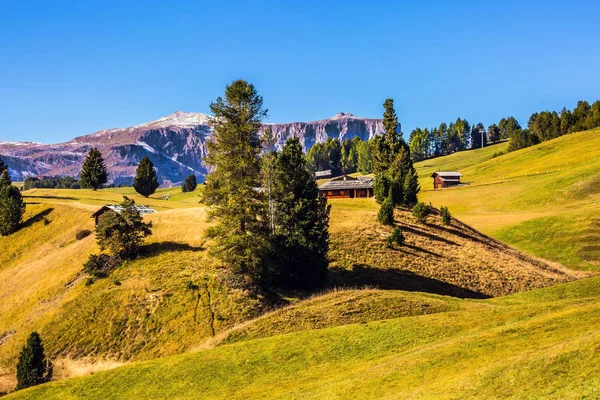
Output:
[0, 168, 11, 189]
[203, 80, 269, 280]
[0, 158, 7, 175]
[79, 148, 108, 190]
[268, 138, 331, 289]
[16, 332, 52, 390]
[95, 196, 152, 258]
[133, 157, 159, 197]
[378, 194, 395, 225]
[181, 174, 197, 193]
[403, 168, 420, 206]
[0, 170, 25, 236]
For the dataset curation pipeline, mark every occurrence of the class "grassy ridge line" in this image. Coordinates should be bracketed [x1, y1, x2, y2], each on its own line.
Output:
[416, 128, 600, 269]
[8, 277, 600, 399]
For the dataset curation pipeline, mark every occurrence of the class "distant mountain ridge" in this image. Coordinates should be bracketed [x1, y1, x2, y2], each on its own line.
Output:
[0, 111, 385, 186]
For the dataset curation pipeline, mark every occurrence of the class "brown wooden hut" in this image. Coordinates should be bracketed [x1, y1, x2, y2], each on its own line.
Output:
[431, 171, 463, 189]
[318, 175, 374, 199]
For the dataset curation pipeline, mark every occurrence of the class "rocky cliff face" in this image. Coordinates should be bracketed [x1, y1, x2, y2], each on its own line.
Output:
[0, 111, 384, 186]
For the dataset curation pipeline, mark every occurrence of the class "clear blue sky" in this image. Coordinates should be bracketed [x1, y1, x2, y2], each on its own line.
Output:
[1, 0, 599, 143]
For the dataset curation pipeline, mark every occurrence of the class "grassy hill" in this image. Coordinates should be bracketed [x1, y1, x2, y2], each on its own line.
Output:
[416, 128, 600, 270]
[7, 276, 600, 399]
[0, 183, 579, 393]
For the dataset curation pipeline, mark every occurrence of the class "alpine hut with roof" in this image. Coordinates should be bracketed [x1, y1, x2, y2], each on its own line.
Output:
[431, 171, 463, 189]
[91, 204, 157, 225]
[318, 175, 374, 199]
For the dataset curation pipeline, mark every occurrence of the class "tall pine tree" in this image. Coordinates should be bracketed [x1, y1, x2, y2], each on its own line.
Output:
[133, 157, 159, 197]
[16, 332, 52, 390]
[0, 169, 26, 236]
[79, 148, 108, 190]
[267, 138, 331, 289]
[203, 80, 269, 281]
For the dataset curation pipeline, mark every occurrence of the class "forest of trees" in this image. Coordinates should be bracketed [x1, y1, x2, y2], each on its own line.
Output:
[304, 99, 600, 170]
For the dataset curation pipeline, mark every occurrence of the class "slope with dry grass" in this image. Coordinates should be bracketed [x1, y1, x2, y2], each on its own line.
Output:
[328, 199, 583, 298]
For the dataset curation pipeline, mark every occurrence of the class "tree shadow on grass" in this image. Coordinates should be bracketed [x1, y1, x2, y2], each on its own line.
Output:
[19, 207, 54, 230]
[139, 241, 205, 257]
[432, 224, 488, 246]
[328, 264, 490, 299]
[400, 224, 460, 247]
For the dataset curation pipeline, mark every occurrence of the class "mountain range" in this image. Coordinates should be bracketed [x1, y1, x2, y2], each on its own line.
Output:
[0, 111, 384, 185]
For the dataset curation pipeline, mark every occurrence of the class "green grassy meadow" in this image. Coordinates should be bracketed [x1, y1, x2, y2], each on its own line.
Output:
[416, 128, 600, 270]
[7, 276, 600, 400]
[2, 129, 600, 398]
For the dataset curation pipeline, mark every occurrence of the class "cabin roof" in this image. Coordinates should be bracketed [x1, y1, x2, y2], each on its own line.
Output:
[314, 169, 332, 178]
[431, 171, 463, 178]
[91, 204, 157, 218]
[319, 175, 373, 190]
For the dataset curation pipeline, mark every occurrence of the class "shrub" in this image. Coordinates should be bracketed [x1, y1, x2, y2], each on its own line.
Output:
[75, 229, 92, 240]
[412, 202, 431, 224]
[182, 174, 197, 193]
[377, 195, 395, 225]
[440, 206, 452, 225]
[83, 253, 122, 284]
[387, 226, 404, 247]
[95, 196, 152, 259]
[16, 332, 53, 390]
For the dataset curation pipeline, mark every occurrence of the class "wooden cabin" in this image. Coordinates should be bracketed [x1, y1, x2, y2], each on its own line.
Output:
[318, 175, 374, 199]
[91, 204, 157, 225]
[431, 171, 463, 189]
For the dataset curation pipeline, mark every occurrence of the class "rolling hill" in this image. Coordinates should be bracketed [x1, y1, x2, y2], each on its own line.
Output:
[6, 276, 600, 399]
[416, 128, 600, 270]
[0, 184, 579, 394]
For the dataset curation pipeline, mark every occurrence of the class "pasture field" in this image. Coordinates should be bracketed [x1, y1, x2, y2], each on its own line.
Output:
[416, 128, 600, 270]
[7, 277, 600, 399]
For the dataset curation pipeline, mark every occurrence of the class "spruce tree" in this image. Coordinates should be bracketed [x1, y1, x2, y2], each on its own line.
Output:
[403, 168, 420, 206]
[268, 138, 331, 289]
[0, 170, 25, 236]
[181, 174, 197, 193]
[378, 194, 395, 225]
[133, 157, 159, 197]
[203, 80, 269, 280]
[0, 158, 7, 175]
[79, 148, 108, 190]
[0, 168, 11, 189]
[16, 332, 52, 390]
[372, 98, 420, 207]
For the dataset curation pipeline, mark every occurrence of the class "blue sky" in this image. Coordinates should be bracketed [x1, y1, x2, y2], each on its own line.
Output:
[1, 0, 599, 143]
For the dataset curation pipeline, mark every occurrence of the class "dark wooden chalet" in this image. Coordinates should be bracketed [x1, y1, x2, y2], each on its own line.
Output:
[431, 171, 463, 189]
[318, 175, 374, 199]
[91, 204, 157, 225]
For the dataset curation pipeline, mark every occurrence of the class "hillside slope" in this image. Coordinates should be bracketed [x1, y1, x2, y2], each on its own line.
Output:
[8, 277, 600, 399]
[416, 128, 600, 270]
[0, 187, 582, 393]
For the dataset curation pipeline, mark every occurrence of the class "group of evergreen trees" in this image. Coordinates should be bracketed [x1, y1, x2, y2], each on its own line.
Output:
[372, 99, 420, 208]
[306, 136, 372, 175]
[23, 176, 80, 190]
[203, 80, 330, 290]
[78, 147, 163, 197]
[0, 159, 26, 236]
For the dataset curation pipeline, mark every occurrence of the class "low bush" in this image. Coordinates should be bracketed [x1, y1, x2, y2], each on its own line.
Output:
[75, 229, 92, 240]
[412, 202, 431, 224]
[83, 254, 122, 285]
[386, 226, 404, 247]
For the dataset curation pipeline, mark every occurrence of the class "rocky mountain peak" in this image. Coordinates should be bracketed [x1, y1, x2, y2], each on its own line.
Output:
[330, 112, 357, 120]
